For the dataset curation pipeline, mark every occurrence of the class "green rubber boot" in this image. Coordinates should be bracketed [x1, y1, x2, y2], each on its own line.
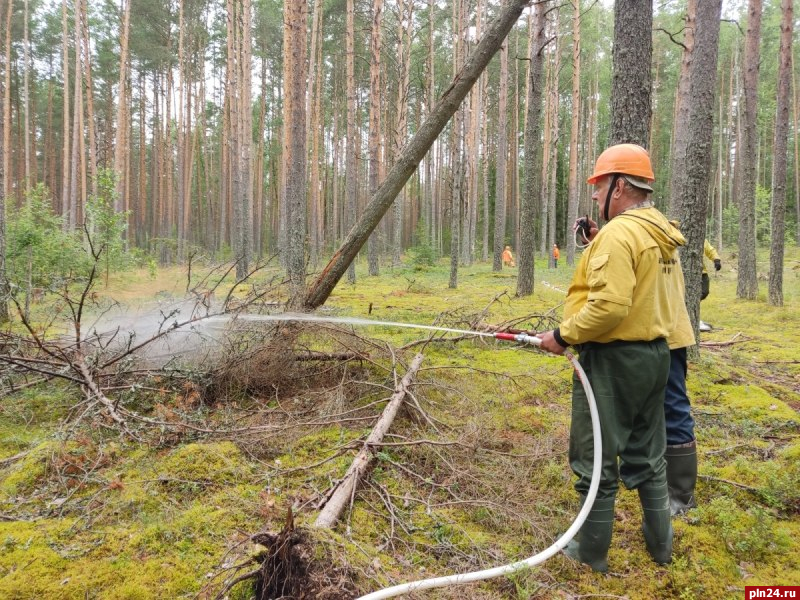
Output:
[563, 496, 615, 573]
[666, 441, 698, 515]
[638, 479, 673, 565]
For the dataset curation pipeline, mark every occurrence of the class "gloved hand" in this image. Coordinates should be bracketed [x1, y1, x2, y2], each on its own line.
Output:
[714, 259, 721, 271]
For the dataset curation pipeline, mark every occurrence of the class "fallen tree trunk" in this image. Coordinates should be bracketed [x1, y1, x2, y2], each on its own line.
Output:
[314, 352, 424, 528]
[303, 0, 531, 309]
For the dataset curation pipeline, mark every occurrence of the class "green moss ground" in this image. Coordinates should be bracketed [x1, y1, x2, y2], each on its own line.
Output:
[1, 247, 798, 598]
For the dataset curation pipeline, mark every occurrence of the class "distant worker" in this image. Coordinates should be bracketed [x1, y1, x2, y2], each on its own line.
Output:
[539, 143, 677, 572]
[699, 239, 721, 332]
[553, 244, 560, 268]
[501, 245, 516, 267]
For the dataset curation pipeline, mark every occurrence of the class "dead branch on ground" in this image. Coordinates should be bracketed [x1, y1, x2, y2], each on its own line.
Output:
[700, 332, 750, 348]
[314, 353, 425, 528]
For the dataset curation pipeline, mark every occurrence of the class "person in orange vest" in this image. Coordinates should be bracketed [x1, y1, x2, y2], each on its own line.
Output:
[553, 243, 560, 268]
[501, 245, 516, 267]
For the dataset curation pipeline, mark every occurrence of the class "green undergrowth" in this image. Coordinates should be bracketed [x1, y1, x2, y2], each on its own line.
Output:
[1, 249, 799, 598]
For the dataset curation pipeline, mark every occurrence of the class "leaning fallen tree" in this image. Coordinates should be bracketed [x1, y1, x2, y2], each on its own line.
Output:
[304, 0, 532, 310]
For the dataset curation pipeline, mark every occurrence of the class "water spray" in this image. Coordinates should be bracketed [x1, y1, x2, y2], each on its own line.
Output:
[207, 312, 601, 597]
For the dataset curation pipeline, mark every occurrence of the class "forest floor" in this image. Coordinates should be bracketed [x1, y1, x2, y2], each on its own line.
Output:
[1, 246, 799, 599]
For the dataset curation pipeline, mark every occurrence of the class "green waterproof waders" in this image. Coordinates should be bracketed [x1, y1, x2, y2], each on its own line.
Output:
[565, 338, 672, 569]
[666, 440, 698, 515]
[563, 496, 616, 573]
[638, 477, 673, 564]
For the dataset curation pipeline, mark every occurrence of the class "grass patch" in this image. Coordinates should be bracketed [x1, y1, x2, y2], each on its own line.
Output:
[0, 247, 798, 598]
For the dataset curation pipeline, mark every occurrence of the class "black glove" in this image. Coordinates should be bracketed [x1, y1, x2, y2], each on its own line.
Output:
[714, 259, 721, 271]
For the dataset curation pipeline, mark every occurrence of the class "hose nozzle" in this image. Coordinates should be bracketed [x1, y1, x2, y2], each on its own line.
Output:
[494, 332, 542, 346]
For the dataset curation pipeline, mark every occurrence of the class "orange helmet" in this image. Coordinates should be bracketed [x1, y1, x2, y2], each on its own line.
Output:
[587, 143, 655, 185]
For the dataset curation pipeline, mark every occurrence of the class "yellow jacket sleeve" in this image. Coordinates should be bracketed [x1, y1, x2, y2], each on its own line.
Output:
[704, 239, 720, 261]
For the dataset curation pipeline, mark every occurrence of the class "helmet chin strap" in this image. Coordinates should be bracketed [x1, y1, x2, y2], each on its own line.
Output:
[603, 174, 621, 222]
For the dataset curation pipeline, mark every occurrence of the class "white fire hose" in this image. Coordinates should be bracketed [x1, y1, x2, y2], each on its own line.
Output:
[357, 336, 601, 599]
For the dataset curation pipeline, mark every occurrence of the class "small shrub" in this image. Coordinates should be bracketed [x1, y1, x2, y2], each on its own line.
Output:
[698, 497, 789, 561]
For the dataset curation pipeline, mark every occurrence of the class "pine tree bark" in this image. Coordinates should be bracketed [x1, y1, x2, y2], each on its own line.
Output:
[466, 0, 482, 266]
[793, 55, 800, 246]
[177, 0, 187, 260]
[3, 0, 13, 205]
[426, 0, 436, 253]
[538, 52, 549, 255]
[565, 0, 581, 266]
[345, 0, 357, 283]
[392, 0, 413, 267]
[307, 0, 323, 263]
[671, 0, 722, 349]
[492, 41, 509, 272]
[667, 0, 696, 215]
[240, 0, 253, 274]
[546, 27, 560, 264]
[736, 0, 762, 300]
[516, 0, 547, 296]
[0, 0, 8, 322]
[610, 0, 652, 147]
[69, 0, 85, 229]
[367, 0, 384, 276]
[23, 0, 31, 190]
[228, 0, 244, 273]
[284, 0, 308, 301]
[59, 0, 70, 225]
[81, 0, 97, 200]
[113, 0, 131, 214]
[768, 0, 792, 306]
[449, 0, 466, 287]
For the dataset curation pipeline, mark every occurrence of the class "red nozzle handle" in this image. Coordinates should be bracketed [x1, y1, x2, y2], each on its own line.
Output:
[494, 332, 543, 346]
[494, 332, 518, 341]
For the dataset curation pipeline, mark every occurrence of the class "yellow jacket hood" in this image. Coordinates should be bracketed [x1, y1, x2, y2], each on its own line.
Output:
[615, 209, 687, 261]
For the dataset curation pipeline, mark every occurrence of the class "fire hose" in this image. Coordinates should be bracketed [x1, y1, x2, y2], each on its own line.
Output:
[357, 332, 601, 600]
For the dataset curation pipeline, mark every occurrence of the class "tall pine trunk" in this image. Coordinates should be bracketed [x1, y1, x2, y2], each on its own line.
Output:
[565, 0, 581, 266]
[768, 0, 793, 306]
[672, 0, 723, 348]
[284, 0, 308, 301]
[610, 0, 652, 147]
[736, 0, 762, 300]
[667, 0, 696, 215]
[4, 0, 15, 204]
[345, 0, 357, 283]
[113, 0, 131, 214]
[492, 41, 508, 271]
[517, 0, 547, 296]
[367, 0, 384, 276]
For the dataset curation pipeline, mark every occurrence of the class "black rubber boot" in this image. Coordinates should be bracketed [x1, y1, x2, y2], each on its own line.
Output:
[638, 479, 673, 565]
[563, 496, 615, 573]
[666, 441, 698, 515]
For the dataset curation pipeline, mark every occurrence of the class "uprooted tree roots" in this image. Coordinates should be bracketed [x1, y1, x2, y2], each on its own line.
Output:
[212, 509, 360, 600]
[256, 513, 359, 600]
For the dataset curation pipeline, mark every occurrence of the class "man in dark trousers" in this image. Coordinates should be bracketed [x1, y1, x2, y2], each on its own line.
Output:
[539, 143, 683, 572]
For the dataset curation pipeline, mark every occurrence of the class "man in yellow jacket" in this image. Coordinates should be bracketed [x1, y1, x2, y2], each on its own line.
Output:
[539, 144, 679, 572]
